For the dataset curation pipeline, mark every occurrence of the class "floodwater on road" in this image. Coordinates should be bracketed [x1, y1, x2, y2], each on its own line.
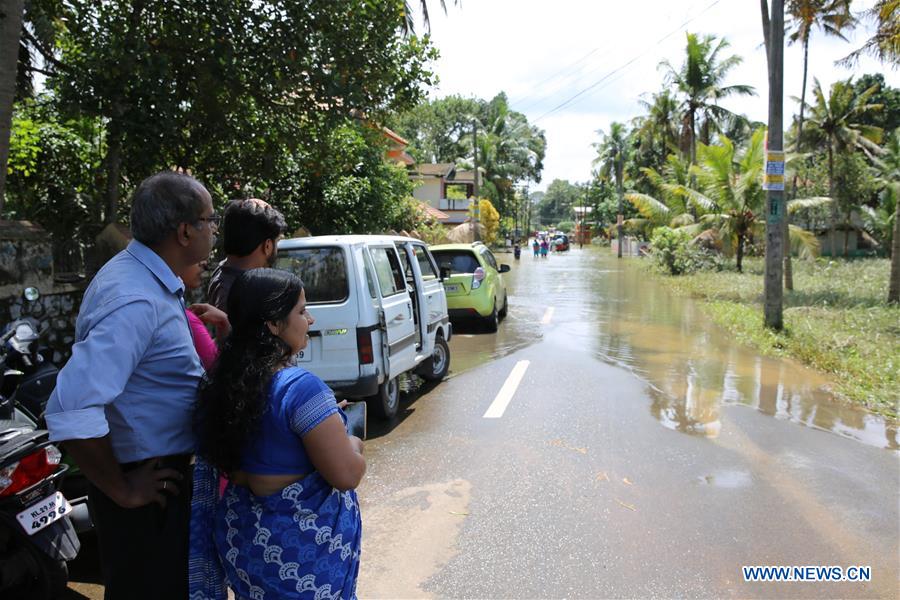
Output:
[449, 245, 897, 450]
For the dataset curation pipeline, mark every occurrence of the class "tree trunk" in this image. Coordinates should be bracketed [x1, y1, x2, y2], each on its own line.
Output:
[828, 143, 837, 258]
[843, 214, 850, 257]
[105, 107, 123, 224]
[616, 159, 624, 259]
[0, 0, 25, 215]
[888, 187, 900, 303]
[736, 232, 744, 273]
[785, 36, 810, 292]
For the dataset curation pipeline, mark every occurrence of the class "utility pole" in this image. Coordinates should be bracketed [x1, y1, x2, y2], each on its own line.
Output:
[763, 0, 785, 329]
[471, 120, 481, 242]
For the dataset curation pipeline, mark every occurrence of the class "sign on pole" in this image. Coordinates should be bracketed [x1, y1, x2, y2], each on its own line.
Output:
[763, 149, 785, 192]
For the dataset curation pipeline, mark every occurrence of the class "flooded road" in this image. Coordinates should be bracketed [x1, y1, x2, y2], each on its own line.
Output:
[448, 246, 898, 450]
[359, 244, 899, 598]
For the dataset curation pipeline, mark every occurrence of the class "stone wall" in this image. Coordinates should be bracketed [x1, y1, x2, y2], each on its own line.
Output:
[0, 284, 85, 365]
[0, 221, 86, 365]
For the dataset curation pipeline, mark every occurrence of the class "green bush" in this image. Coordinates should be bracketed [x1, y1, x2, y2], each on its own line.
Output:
[650, 227, 723, 275]
[556, 220, 575, 233]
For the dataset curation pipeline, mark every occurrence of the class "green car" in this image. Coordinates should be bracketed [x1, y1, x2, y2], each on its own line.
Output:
[430, 242, 510, 332]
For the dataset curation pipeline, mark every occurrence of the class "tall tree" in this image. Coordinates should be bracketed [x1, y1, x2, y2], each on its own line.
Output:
[594, 122, 629, 257]
[839, 0, 900, 67]
[633, 89, 680, 171]
[660, 33, 755, 168]
[0, 0, 24, 213]
[802, 77, 883, 254]
[785, 0, 855, 289]
[872, 129, 900, 302]
[51, 0, 435, 224]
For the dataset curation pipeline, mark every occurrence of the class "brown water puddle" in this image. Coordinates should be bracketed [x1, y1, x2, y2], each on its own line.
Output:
[448, 247, 898, 450]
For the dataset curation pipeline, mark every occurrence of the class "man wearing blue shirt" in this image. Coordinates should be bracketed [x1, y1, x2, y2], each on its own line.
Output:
[45, 171, 218, 599]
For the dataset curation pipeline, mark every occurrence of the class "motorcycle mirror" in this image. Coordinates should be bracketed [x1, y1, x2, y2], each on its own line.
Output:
[23, 287, 40, 302]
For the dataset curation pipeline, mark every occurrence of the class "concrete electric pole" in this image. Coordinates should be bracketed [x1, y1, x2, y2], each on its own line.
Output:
[763, 0, 785, 329]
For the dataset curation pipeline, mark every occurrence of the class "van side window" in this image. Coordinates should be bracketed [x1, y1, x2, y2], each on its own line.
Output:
[275, 247, 349, 303]
[363, 252, 378, 299]
[414, 246, 439, 280]
[370, 247, 406, 297]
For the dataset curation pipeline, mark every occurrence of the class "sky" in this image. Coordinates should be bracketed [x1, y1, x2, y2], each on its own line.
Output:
[414, 0, 898, 192]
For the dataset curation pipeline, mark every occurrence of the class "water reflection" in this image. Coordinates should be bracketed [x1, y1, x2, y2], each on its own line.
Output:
[578, 250, 898, 450]
[444, 247, 897, 450]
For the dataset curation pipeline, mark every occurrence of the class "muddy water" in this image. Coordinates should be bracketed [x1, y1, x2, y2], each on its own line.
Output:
[447, 246, 898, 450]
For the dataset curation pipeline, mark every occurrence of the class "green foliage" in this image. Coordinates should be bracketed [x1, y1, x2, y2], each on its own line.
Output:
[392, 92, 546, 216]
[537, 179, 582, 224]
[657, 256, 898, 417]
[556, 220, 575, 233]
[852, 73, 900, 133]
[6, 98, 102, 266]
[650, 226, 722, 275]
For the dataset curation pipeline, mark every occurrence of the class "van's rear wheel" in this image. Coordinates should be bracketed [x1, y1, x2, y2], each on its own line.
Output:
[417, 335, 450, 381]
[369, 376, 400, 420]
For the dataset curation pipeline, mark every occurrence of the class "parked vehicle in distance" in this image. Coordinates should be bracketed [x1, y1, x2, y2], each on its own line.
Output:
[275, 235, 452, 419]
[553, 234, 570, 252]
[430, 242, 510, 333]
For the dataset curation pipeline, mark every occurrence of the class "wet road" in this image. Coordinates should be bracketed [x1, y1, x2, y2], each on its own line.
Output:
[357, 246, 899, 598]
[65, 246, 899, 598]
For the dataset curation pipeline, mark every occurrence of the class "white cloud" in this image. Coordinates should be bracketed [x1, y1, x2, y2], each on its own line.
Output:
[417, 0, 898, 191]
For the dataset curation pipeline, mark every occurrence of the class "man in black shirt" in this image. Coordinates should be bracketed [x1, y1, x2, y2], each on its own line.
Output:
[208, 199, 287, 311]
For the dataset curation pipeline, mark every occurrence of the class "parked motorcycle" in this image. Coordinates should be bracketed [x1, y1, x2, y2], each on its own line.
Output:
[0, 421, 80, 599]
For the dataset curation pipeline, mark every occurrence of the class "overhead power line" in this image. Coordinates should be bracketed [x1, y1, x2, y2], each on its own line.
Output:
[532, 0, 724, 124]
[509, 0, 710, 113]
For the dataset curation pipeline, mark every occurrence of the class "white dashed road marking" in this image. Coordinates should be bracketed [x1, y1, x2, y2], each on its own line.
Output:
[483, 360, 531, 419]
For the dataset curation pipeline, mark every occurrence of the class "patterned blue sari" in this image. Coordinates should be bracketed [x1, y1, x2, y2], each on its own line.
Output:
[189, 458, 362, 600]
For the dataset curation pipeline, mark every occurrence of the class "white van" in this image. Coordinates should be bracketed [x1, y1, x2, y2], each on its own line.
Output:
[275, 235, 452, 419]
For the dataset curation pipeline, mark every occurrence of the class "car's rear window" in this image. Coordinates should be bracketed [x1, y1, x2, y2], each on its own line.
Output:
[275, 247, 349, 304]
[432, 250, 480, 274]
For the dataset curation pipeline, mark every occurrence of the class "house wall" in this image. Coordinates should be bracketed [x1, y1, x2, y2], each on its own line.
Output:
[412, 179, 442, 204]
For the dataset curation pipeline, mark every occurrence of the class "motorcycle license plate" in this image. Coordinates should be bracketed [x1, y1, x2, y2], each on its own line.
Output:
[16, 491, 71, 536]
[444, 284, 461, 293]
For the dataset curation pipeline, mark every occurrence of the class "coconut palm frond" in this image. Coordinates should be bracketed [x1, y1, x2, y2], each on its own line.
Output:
[787, 196, 833, 213]
[788, 224, 821, 259]
[670, 213, 696, 227]
[625, 193, 670, 221]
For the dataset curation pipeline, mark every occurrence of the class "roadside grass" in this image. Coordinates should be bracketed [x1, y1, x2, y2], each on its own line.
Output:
[653, 256, 899, 419]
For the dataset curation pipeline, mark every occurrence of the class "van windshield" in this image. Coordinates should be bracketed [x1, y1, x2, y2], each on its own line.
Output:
[432, 250, 480, 275]
[275, 247, 349, 304]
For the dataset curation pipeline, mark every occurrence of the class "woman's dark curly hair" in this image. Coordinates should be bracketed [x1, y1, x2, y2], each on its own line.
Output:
[195, 268, 304, 472]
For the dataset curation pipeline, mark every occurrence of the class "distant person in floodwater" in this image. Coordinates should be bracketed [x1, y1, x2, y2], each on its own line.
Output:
[532, 238, 540, 257]
[540, 238, 549, 258]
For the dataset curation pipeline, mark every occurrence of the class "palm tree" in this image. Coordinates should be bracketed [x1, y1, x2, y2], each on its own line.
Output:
[458, 94, 544, 217]
[787, 1, 856, 153]
[785, 0, 855, 289]
[634, 90, 680, 170]
[625, 154, 702, 233]
[688, 129, 823, 272]
[660, 33, 755, 168]
[0, 0, 25, 213]
[839, 0, 899, 67]
[802, 78, 883, 255]
[872, 129, 900, 303]
[403, 0, 459, 34]
[593, 122, 629, 257]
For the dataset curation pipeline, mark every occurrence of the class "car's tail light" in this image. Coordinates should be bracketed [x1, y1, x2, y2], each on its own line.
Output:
[356, 328, 374, 365]
[472, 267, 486, 290]
[0, 445, 61, 497]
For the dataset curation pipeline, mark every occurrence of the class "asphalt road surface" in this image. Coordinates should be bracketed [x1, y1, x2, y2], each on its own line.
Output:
[67, 246, 899, 599]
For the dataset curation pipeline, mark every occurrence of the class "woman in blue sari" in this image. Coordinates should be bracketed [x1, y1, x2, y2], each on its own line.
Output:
[190, 268, 366, 600]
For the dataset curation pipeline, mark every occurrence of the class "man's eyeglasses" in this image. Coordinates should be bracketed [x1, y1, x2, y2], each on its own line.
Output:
[196, 214, 221, 226]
